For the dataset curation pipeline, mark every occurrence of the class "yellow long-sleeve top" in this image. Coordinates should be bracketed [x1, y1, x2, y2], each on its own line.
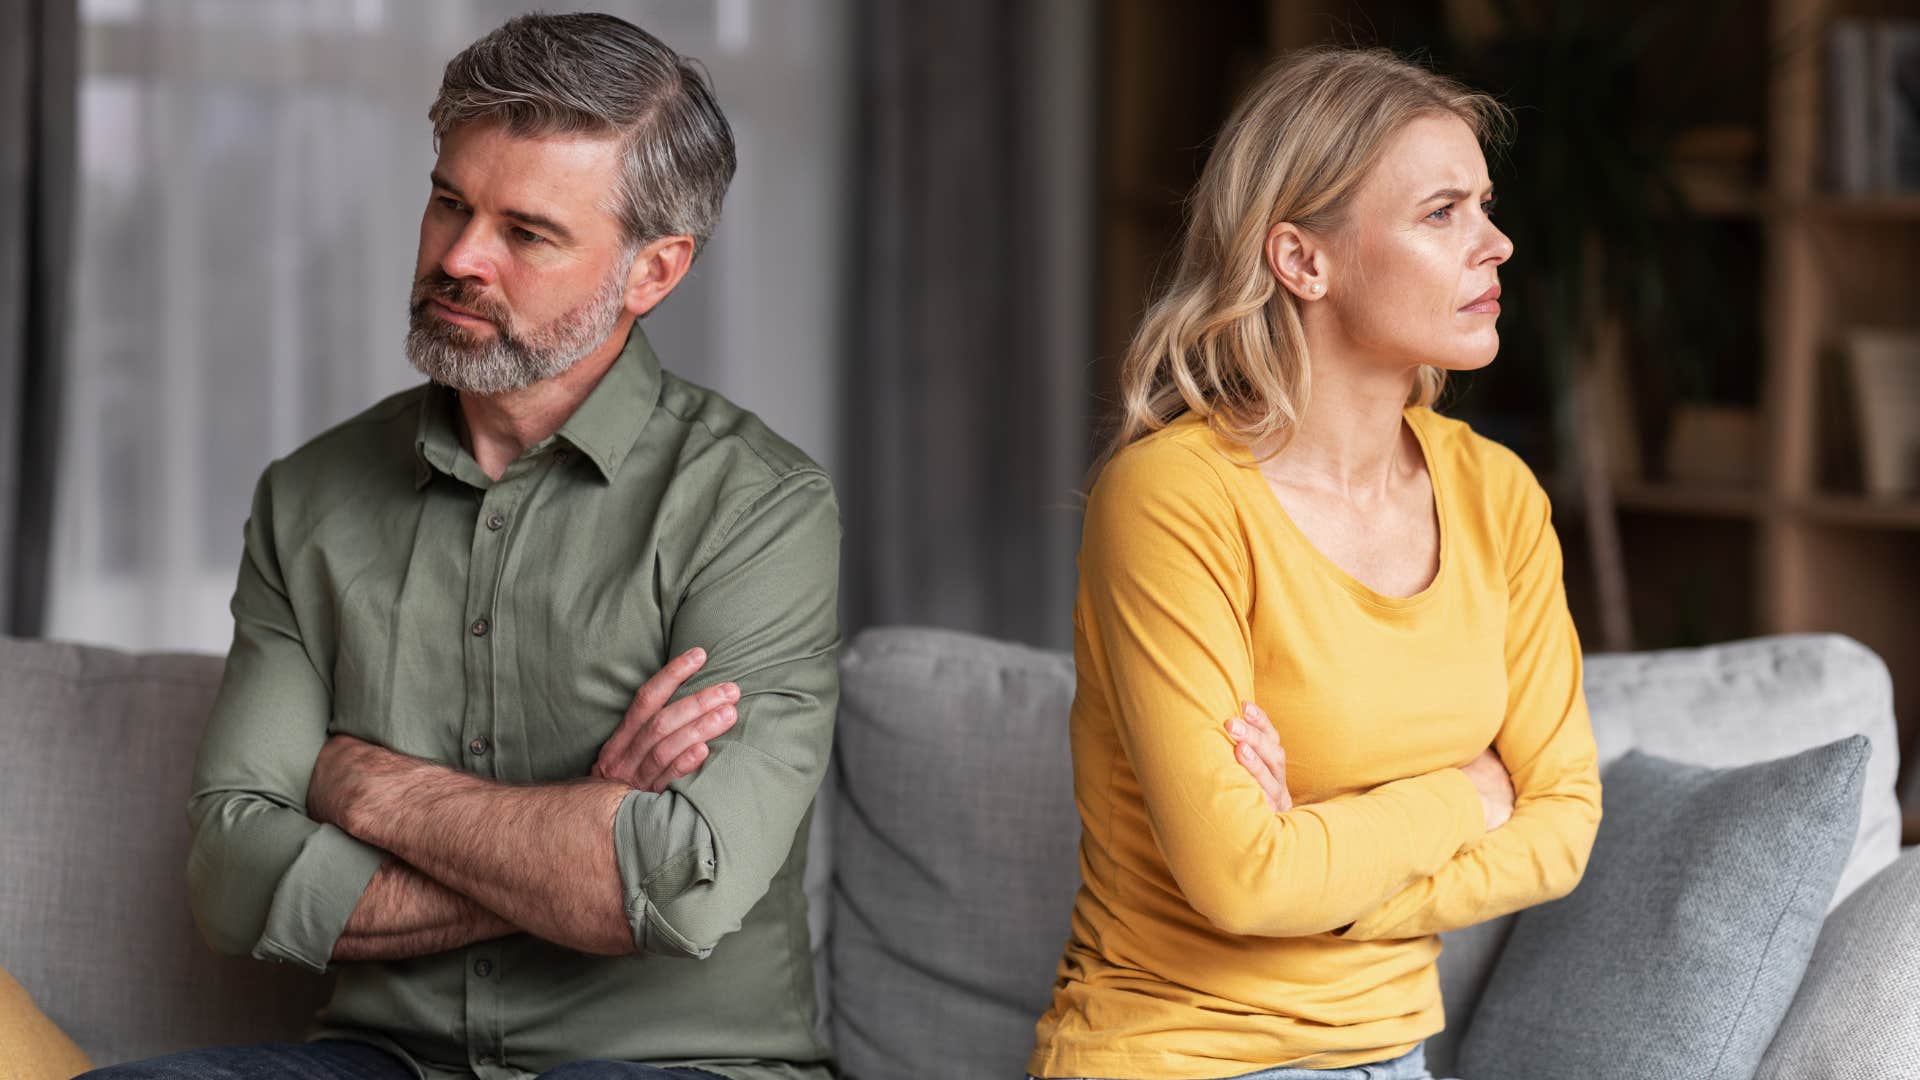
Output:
[1028, 406, 1603, 1079]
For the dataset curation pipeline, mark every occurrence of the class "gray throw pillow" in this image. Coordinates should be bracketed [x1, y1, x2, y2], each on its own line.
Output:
[1458, 735, 1870, 1080]
[1753, 843, 1920, 1079]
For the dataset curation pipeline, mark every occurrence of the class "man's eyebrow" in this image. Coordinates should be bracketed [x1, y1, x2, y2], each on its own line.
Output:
[429, 171, 577, 244]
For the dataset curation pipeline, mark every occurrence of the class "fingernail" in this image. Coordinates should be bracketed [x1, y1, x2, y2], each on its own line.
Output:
[686, 647, 705, 664]
[719, 705, 736, 723]
[1228, 720, 1247, 737]
[724, 683, 740, 701]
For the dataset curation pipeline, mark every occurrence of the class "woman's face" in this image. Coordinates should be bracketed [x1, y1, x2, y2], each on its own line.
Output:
[1323, 113, 1513, 373]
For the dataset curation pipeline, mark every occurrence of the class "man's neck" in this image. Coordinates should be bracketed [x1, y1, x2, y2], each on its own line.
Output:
[456, 318, 634, 480]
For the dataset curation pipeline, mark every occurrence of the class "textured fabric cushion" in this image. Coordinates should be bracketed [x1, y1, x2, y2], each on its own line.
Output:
[1754, 844, 1920, 1079]
[1430, 633, 1903, 1077]
[0, 966, 90, 1080]
[830, 628, 1079, 1080]
[0, 636, 330, 1066]
[1582, 634, 1901, 906]
[1459, 736, 1871, 1080]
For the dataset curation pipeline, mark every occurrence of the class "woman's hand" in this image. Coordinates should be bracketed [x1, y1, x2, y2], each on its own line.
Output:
[1459, 747, 1515, 831]
[1228, 702, 1293, 813]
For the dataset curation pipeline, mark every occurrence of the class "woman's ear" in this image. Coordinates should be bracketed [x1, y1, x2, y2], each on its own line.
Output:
[1266, 221, 1328, 301]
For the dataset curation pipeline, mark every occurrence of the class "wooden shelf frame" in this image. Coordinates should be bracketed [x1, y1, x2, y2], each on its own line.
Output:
[1757, 0, 1920, 799]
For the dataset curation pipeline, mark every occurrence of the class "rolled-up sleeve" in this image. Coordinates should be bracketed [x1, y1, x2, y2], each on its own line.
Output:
[612, 469, 840, 958]
[1334, 471, 1603, 942]
[185, 467, 386, 973]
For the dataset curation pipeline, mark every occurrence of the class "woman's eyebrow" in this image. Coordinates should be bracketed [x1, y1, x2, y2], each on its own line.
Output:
[1421, 185, 1495, 204]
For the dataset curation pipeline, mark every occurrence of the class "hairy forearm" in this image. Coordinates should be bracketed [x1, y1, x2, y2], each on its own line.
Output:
[333, 748, 634, 956]
[331, 858, 519, 962]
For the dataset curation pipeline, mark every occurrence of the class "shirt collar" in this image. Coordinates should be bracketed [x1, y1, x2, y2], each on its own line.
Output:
[413, 324, 664, 489]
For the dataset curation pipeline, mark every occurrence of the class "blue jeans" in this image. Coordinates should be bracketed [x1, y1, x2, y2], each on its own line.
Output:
[78, 1040, 726, 1080]
[1227, 1043, 1454, 1080]
[1036, 1042, 1456, 1080]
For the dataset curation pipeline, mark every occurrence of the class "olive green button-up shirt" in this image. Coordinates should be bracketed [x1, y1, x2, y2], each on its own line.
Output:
[186, 327, 839, 1080]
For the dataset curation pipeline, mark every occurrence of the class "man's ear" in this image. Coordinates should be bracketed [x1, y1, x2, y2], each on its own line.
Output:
[1265, 221, 1330, 302]
[623, 235, 698, 317]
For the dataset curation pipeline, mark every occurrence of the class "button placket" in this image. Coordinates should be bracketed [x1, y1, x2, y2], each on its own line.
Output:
[463, 483, 515, 787]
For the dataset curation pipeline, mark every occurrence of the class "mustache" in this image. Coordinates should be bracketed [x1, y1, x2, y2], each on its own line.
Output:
[410, 272, 512, 328]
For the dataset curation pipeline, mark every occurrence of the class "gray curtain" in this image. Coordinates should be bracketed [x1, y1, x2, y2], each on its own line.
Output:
[846, 0, 1096, 650]
[0, 0, 77, 637]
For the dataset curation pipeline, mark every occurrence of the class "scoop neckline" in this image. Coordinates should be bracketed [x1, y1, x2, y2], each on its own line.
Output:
[1240, 406, 1449, 611]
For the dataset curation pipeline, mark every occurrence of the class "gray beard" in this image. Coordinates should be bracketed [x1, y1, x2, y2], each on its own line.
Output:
[404, 270, 628, 395]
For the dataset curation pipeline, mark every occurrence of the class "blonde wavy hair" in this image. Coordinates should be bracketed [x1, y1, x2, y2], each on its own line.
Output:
[1099, 46, 1512, 471]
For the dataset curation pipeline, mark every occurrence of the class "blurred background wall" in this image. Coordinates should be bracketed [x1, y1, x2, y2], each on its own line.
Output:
[4, 0, 1920, 823]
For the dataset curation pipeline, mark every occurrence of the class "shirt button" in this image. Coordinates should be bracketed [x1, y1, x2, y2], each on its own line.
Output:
[470, 617, 490, 637]
[486, 511, 506, 531]
[474, 958, 494, 977]
[469, 737, 490, 756]
[555, 448, 571, 462]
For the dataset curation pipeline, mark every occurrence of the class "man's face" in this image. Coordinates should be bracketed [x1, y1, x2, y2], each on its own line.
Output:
[406, 122, 635, 394]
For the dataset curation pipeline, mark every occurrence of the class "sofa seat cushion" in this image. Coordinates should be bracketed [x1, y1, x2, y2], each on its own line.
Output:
[1459, 737, 1870, 1080]
[1754, 844, 1920, 1079]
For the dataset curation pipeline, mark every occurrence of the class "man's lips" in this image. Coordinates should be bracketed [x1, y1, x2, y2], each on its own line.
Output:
[1459, 284, 1501, 314]
[430, 297, 494, 326]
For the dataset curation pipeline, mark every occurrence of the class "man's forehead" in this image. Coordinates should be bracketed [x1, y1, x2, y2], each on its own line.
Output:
[433, 123, 625, 222]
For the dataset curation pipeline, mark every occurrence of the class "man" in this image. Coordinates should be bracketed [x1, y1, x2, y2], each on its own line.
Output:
[87, 13, 838, 1080]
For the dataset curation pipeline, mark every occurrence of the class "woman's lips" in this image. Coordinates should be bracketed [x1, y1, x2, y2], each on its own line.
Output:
[1459, 284, 1501, 314]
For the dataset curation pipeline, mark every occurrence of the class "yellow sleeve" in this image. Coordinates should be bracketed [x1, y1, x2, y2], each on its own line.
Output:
[1085, 439, 1488, 938]
[1335, 468, 1603, 941]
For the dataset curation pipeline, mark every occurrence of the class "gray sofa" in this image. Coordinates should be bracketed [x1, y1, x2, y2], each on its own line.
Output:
[0, 628, 1911, 1079]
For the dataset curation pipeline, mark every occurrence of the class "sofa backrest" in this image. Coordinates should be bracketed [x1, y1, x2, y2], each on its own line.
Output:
[0, 637, 331, 1066]
[0, 628, 1900, 1075]
[826, 627, 1903, 1080]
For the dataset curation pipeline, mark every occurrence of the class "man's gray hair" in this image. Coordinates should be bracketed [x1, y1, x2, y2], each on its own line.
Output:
[429, 12, 736, 253]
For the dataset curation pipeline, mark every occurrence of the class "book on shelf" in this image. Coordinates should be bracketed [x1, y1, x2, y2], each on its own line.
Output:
[1828, 19, 1920, 195]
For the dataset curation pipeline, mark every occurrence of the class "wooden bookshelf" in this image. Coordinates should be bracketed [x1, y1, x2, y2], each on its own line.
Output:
[1581, 0, 1920, 819]
[1760, 0, 1920, 816]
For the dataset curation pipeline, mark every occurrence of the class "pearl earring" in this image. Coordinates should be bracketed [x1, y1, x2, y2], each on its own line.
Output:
[1310, 282, 1323, 294]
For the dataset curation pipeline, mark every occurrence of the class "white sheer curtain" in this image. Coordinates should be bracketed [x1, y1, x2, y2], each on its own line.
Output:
[49, 0, 852, 653]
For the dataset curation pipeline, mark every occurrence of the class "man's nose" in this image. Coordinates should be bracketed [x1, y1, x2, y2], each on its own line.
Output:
[439, 222, 497, 284]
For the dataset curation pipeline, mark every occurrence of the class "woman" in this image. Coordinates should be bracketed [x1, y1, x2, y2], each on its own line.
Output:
[1027, 47, 1602, 1080]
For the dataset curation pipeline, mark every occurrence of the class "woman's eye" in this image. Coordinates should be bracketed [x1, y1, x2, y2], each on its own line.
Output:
[1428, 204, 1452, 221]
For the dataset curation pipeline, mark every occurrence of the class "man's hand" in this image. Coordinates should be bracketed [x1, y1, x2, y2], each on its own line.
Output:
[1229, 701, 1292, 813]
[591, 647, 740, 792]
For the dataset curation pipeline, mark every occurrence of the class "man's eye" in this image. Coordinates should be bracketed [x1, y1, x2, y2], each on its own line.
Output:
[1482, 198, 1498, 217]
[437, 196, 466, 212]
[512, 227, 546, 244]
